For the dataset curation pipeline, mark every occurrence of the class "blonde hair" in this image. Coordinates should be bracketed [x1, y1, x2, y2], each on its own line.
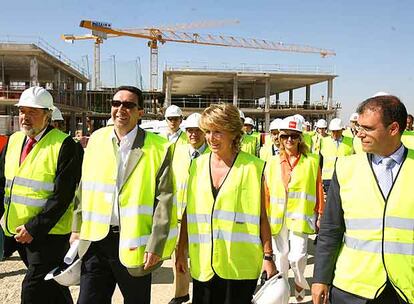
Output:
[200, 103, 243, 152]
[278, 132, 309, 156]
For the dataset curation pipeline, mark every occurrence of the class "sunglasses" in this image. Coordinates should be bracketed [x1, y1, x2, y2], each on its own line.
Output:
[111, 100, 137, 109]
[279, 134, 301, 140]
[166, 116, 181, 122]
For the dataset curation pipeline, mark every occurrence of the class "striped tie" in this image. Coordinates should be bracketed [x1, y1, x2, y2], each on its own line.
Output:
[377, 157, 395, 197]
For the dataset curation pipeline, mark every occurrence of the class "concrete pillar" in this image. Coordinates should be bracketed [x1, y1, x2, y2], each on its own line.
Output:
[54, 69, 61, 103]
[233, 74, 238, 107]
[30, 57, 39, 87]
[1, 55, 4, 88]
[264, 77, 270, 132]
[70, 112, 76, 136]
[82, 112, 87, 135]
[289, 89, 293, 107]
[305, 85, 311, 109]
[165, 74, 172, 107]
[82, 82, 87, 109]
[327, 79, 333, 110]
[275, 93, 280, 107]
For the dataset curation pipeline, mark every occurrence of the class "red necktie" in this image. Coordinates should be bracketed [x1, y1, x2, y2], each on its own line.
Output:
[20, 138, 37, 164]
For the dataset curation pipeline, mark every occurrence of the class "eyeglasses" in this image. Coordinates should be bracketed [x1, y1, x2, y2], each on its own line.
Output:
[279, 134, 301, 140]
[166, 116, 181, 122]
[111, 100, 137, 109]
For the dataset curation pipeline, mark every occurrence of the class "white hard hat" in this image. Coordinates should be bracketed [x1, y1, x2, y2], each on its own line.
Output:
[184, 113, 201, 129]
[349, 112, 359, 122]
[372, 91, 390, 97]
[293, 114, 305, 123]
[244, 117, 255, 126]
[329, 118, 344, 131]
[15, 86, 54, 110]
[239, 109, 245, 120]
[252, 273, 290, 304]
[280, 116, 303, 133]
[44, 259, 81, 286]
[316, 119, 328, 129]
[165, 105, 182, 118]
[51, 106, 64, 121]
[269, 118, 282, 131]
[106, 117, 114, 126]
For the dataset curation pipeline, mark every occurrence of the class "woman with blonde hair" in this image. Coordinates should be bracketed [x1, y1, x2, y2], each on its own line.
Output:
[264, 115, 324, 302]
[176, 103, 277, 304]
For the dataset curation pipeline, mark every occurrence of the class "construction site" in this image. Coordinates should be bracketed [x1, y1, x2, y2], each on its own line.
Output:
[0, 20, 339, 135]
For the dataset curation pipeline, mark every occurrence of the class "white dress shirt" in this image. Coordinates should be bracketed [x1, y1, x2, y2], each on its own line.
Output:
[371, 144, 405, 185]
[110, 125, 138, 225]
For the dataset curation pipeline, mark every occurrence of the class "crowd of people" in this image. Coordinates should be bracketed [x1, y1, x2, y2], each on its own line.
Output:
[0, 85, 413, 304]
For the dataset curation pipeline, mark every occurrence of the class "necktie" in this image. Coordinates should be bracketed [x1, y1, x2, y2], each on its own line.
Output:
[20, 138, 37, 164]
[191, 150, 200, 159]
[377, 157, 395, 197]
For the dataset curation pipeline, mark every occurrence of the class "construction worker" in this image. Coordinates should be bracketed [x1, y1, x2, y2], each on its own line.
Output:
[264, 115, 324, 302]
[294, 114, 312, 150]
[244, 116, 261, 144]
[50, 106, 66, 132]
[260, 118, 282, 161]
[311, 119, 329, 154]
[240, 113, 259, 156]
[176, 103, 277, 304]
[161, 104, 188, 154]
[72, 86, 176, 304]
[402, 114, 414, 149]
[312, 94, 413, 304]
[169, 112, 209, 304]
[319, 118, 354, 192]
[344, 112, 364, 153]
[0, 86, 81, 303]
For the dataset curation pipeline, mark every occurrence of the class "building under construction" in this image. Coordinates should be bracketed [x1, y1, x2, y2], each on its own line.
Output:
[0, 37, 339, 134]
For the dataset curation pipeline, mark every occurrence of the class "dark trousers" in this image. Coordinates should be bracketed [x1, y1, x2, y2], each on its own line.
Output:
[192, 274, 257, 304]
[77, 229, 152, 304]
[330, 282, 408, 304]
[17, 233, 73, 304]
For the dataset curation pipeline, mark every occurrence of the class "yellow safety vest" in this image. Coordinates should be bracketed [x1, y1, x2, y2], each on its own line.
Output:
[303, 131, 314, 150]
[171, 144, 210, 220]
[80, 126, 177, 268]
[187, 152, 265, 281]
[241, 134, 258, 156]
[264, 153, 319, 235]
[402, 130, 414, 149]
[250, 131, 262, 146]
[343, 128, 354, 138]
[320, 136, 354, 180]
[334, 152, 414, 303]
[3, 129, 72, 236]
[353, 136, 364, 153]
[259, 144, 277, 162]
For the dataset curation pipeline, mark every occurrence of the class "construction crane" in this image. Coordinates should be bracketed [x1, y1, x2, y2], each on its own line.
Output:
[62, 20, 239, 90]
[77, 20, 336, 92]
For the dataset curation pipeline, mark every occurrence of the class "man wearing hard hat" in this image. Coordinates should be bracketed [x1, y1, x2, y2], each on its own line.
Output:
[169, 112, 209, 304]
[161, 105, 188, 154]
[401, 114, 414, 149]
[311, 119, 329, 154]
[72, 86, 175, 304]
[0, 86, 81, 303]
[240, 114, 260, 156]
[260, 118, 282, 161]
[319, 118, 354, 192]
[51, 106, 66, 132]
[313, 94, 413, 304]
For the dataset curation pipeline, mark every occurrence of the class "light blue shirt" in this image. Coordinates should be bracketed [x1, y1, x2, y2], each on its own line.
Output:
[371, 144, 405, 184]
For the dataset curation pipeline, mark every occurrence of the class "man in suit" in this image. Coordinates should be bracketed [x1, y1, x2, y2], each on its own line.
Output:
[0, 86, 81, 303]
[312, 94, 413, 304]
[72, 86, 176, 304]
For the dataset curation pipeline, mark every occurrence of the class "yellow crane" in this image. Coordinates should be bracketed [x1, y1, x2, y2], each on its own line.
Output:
[72, 20, 336, 91]
[62, 20, 239, 90]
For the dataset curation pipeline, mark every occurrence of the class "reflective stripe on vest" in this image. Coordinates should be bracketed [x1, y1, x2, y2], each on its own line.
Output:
[80, 127, 177, 268]
[3, 129, 71, 236]
[334, 152, 414, 302]
[264, 154, 319, 235]
[187, 152, 264, 281]
[320, 136, 354, 180]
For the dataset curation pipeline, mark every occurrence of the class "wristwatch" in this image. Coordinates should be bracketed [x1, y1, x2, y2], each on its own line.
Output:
[263, 254, 275, 261]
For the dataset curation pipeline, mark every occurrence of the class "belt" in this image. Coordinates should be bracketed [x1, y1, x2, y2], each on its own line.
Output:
[109, 225, 120, 233]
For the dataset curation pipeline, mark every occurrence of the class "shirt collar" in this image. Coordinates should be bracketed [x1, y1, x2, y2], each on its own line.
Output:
[189, 142, 207, 155]
[112, 125, 138, 148]
[372, 144, 405, 165]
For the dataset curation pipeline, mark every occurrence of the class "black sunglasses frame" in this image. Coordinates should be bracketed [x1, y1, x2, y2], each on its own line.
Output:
[111, 100, 138, 109]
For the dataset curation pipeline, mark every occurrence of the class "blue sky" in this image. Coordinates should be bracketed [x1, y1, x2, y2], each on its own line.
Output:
[1, 0, 413, 120]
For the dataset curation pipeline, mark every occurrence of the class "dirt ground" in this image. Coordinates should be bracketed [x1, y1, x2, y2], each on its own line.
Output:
[0, 241, 315, 304]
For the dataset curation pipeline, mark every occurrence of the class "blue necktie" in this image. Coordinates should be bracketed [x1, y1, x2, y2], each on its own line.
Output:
[377, 157, 395, 197]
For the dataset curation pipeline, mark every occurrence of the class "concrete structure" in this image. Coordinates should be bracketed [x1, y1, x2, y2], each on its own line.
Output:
[0, 39, 89, 134]
[163, 63, 339, 131]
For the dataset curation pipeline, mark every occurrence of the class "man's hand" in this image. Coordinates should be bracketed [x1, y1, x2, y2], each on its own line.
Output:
[14, 225, 33, 244]
[262, 259, 278, 279]
[175, 249, 188, 274]
[70, 232, 80, 244]
[143, 252, 160, 270]
[312, 283, 329, 304]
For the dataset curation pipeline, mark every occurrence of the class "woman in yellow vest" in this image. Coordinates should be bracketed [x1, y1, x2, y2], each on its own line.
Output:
[176, 103, 277, 304]
[264, 115, 324, 302]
